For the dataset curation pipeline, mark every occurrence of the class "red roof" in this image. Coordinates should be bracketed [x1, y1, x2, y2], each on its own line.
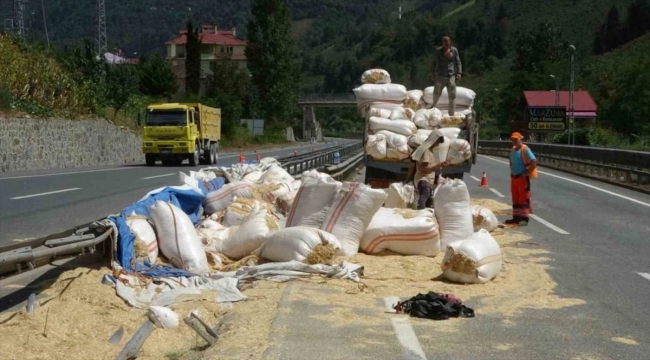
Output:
[166, 29, 246, 46]
[524, 91, 597, 113]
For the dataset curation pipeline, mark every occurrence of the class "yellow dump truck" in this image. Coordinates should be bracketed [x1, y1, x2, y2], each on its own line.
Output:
[140, 103, 221, 166]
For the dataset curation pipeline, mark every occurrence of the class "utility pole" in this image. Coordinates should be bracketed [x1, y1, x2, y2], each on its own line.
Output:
[97, 0, 107, 56]
[40, 0, 49, 48]
[399, 4, 402, 20]
[550, 75, 559, 106]
[569, 45, 576, 145]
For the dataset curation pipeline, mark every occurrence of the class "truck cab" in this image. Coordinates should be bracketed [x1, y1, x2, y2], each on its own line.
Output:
[141, 103, 221, 167]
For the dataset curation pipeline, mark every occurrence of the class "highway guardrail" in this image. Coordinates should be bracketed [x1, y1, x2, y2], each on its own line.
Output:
[478, 141, 650, 193]
[0, 141, 365, 279]
[278, 141, 363, 177]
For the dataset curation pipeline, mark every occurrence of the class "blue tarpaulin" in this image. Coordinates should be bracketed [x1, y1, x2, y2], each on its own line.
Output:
[109, 179, 225, 278]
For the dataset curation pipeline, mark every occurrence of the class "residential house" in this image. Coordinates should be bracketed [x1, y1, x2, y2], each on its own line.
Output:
[99, 50, 139, 64]
[166, 24, 247, 94]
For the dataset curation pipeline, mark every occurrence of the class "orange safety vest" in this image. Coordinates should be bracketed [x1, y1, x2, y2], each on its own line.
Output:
[520, 144, 538, 179]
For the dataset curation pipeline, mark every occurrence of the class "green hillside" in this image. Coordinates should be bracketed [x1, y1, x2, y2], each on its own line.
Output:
[2, 0, 649, 146]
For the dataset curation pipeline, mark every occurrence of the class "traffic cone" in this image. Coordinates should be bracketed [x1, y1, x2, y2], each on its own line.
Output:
[294, 150, 298, 157]
[480, 171, 489, 188]
[239, 153, 245, 163]
[256, 152, 261, 163]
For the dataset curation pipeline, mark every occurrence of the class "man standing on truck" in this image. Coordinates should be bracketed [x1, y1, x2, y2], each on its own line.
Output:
[408, 130, 449, 209]
[505, 132, 537, 226]
[430, 36, 462, 116]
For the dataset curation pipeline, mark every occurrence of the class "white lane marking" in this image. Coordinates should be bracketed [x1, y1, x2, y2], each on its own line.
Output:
[142, 173, 174, 180]
[489, 188, 506, 198]
[383, 297, 427, 360]
[480, 155, 650, 208]
[637, 272, 650, 282]
[0, 167, 142, 180]
[11, 188, 81, 200]
[529, 214, 570, 235]
[470, 175, 480, 182]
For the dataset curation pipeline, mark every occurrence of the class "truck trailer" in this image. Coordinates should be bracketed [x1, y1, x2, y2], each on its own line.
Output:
[363, 108, 479, 189]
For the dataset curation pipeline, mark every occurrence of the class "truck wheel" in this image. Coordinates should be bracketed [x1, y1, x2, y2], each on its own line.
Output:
[212, 143, 219, 164]
[189, 148, 200, 167]
[200, 147, 210, 165]
[210, 144, 217, 165]
[145, 154, 156, 167]
[162, 159, 172, 166]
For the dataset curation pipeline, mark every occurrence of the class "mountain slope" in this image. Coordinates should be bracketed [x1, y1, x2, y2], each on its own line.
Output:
[0, 0, 643, 97]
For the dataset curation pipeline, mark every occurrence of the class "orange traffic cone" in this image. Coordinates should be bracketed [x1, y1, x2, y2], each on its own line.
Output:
[480, 171, 489, 188]
[239, 153, 245, 163]
[294, 150, 298, 157]
[256, 152, 261, 163]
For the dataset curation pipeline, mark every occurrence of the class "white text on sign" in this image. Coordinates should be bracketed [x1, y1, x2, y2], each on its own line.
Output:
[528, 122, 566, 130]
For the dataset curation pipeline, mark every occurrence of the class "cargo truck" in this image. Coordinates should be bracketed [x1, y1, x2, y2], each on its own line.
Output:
[139, 103, 221, 166]
[362, 108, 479, 189]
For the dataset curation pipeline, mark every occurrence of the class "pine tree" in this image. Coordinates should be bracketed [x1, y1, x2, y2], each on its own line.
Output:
[105, 64, 140, 121]
[185, 19, 201, 95]
[496, 2, 507, 22]
[593, 26, 606, 54]
[245, 0, 299, 129]
[139, 52, 178, 98]
[603, 6, 622, 52]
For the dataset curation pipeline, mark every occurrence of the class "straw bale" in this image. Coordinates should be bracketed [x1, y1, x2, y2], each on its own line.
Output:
[306, 243, 337, 265]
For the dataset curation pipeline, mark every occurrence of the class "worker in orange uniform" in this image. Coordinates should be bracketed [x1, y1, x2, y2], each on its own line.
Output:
[505, 132, 537, 226]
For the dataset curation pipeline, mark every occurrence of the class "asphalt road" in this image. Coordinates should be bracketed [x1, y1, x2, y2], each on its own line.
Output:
[2, 149, 649, 359]
[264, 156, 650, 360]
[0, 139, 356, 247]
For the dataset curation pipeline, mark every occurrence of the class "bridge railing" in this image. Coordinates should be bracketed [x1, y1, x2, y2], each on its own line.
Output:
[298, 93, 356, 102]
[478, 141, 650, 191]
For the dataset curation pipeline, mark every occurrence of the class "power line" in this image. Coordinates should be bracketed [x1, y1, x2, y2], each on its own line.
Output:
[15, 0, 27, 38]
[4, 0, 29, 38]
[97, 0, 107, 55]
[41, 0, 49, 48]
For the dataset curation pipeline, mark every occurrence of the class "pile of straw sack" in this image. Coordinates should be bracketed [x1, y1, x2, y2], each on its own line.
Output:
[355, 69, 475, 164]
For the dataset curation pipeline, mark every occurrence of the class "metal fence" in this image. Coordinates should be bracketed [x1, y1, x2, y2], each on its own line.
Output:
[478, 141, 650, 189]
[278, 141, 363, 176]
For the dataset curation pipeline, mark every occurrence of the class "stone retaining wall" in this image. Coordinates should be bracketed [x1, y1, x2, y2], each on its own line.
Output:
[0, 117, 143, 172]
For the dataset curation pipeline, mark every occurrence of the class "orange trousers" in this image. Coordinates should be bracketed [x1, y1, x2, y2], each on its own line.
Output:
[511, 175, 532, 219]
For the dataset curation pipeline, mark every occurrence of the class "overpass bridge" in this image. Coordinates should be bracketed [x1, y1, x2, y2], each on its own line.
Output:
[297, 93, 357, 140]
[297, 93, 357, 107]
